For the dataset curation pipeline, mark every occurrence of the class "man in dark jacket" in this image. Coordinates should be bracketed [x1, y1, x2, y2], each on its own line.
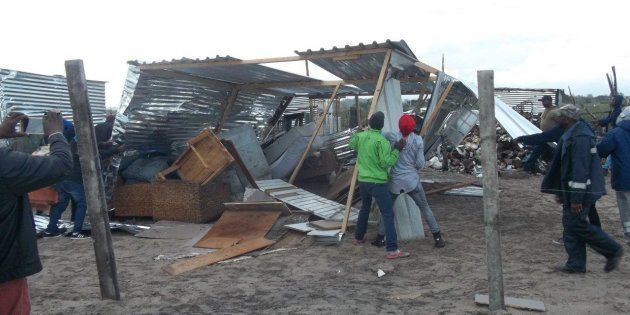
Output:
[0, 111, 72, 314]
[597, 106, 630, 244]
[520, 95, 559, 172]
[596, 95, 624, 174]
[542, 105, 623, 273]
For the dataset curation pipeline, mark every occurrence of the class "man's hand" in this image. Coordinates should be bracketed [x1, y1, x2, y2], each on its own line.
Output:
[394, 138, 406, 151]
[514, 136, 523, 143]
[0, 112, 28, 139]
[570, 203, 583, 215]
[43, 110, 63, 139]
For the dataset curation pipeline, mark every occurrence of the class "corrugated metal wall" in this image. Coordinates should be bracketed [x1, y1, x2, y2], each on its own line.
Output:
[0, 68, 107, 121]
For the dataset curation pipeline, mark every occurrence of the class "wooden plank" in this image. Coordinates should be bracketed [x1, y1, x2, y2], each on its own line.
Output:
[194, 209, 281, 249]
[421, 80, 455, 136]
[289, 83, 342, 184]
[214, 88, 240, 133]
[415, 60, 440, 74]
[223, 202, 291, 216]
[478, 70, 505, 311]
[164, 238, 275, 276]
[475, 294, 545, 312]
[261, 96, 293, 141]
[341, 49, 392, 234]
[310, 220, 346, 230]
[139, 48, 390, 70]
[424, 180, 478, 195]
[65, 60, 120, 300]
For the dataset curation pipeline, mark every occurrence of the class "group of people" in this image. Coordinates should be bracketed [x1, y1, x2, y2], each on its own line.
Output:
[349, 111, 445, 259]
[517, 95, 628, 274]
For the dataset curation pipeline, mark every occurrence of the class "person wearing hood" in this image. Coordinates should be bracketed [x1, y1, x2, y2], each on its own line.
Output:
[597, 106, 630, 244]
[374, 115, 445, 248]
[349, 111, 409, 259]
[541, 105, 623, 273]
[596, 95, 624, 174]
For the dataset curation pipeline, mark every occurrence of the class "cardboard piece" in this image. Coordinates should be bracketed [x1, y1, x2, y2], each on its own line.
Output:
[194, 208, 281, 249]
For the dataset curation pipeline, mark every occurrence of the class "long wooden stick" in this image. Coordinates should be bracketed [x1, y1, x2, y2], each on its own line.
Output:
[214, 88, 240, 134]
[421, 80, 454, 136]
[65, 60, 121, 300]
[477, 70, 505, 312]
[340, 49, 392, 235]
[288, 84, 342, 184]
[612, 66, 618, 95]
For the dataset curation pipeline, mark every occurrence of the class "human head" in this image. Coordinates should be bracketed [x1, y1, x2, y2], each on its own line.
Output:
[398, 115, 415, 137]
[369, 111, 385, 130]
[106, 114, 115, 123]
[412, 115, 423, 135]
[539, 95, 553, 108]
[617, 106, 630, 124]
[556, 104, 581, 129]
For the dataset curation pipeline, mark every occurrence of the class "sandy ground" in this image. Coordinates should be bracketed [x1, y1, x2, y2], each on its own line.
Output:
[30, 170, 630, 314]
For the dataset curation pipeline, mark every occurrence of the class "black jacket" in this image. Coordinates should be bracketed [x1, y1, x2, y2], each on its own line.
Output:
[541, 120, 606, 205]
[0, 134, 72, 283]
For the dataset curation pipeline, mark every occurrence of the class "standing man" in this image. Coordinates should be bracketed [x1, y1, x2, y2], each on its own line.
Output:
[374, 115, 445, 248]
[522, 95, 558, 173]
[350, 111, 409, 259]
[597, 106, 630, 244]
[541, 105, 623, 273]
[0, 111, 72, 314]
[595, 95, 624, 175]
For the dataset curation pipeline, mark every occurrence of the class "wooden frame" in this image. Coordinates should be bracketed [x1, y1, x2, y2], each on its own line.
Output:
[214, 88, 240, 133]
[420, 80, 455, 136]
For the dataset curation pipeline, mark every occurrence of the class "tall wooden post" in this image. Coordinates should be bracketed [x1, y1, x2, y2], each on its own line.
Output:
[340, 49, 392, 234]
[477, 70, 505, 312]
[64, 60, 121, 300]
[214, 87, 240, 134]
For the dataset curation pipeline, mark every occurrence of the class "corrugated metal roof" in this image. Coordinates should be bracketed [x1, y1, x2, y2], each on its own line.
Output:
[495, 88, 562, 114]
[0, 68, 107, 121]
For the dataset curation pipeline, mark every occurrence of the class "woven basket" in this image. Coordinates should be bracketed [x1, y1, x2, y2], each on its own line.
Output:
[151, 180, 231, 223]
[113, 183, 154, 217]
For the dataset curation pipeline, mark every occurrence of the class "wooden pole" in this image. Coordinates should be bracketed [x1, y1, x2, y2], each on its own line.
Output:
[261, 96, 293, 141]
[612, 66, 618, 95]
[420, 80, 454, 136]
[340, 49, 392, 234]
[477, 70, 505, 312]
[214, 88, 240, 134]
[288, 84, 342, 184]
[64, 60, 121, 300]
[305, 60, 310, 77]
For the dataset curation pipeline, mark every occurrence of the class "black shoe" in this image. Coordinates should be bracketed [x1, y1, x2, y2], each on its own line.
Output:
[371, 235, 386, 247]
[604, 248, 624, 273]
[433, 231, 446, 248]
[554, 265, 586, 274]
[38, 227, 67, 238]
[65, 232, 90, 240]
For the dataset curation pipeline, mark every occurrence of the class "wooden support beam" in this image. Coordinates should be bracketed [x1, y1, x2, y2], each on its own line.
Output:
[137, 48, 390, 70]
[261, 96, 293, 141]
[415, 61, 440, 74]
[420, 80, 455, 136]
[612, 66, 618, 95]
[240, 76, 430, 91]
[288, 84, 342, 184]
[341, 49, 393, 235]
[478, 70, 505, 312]
[305, 60, 310, 76]
[214, 88, 240, 134]
[64, 60, 121, 300]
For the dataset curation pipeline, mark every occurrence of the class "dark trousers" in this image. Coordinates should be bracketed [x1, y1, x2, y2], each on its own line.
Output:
[562, 202, 621, 271]
[47, 180, 87, 234]
[355, 182, 398, 252]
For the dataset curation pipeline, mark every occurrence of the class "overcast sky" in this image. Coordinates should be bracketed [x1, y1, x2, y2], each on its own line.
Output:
[3, 0, 629, 108]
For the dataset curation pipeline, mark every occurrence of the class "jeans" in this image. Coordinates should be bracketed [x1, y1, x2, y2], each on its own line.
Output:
[47, 180, 87, 234]
[378, 184, 440, 235]
[562, 202, 622, 271]
[523, 144, 551, 171]
[355, 182, 398, 252]
[603, 155, 612, 170]
[616, 191, 630, 233]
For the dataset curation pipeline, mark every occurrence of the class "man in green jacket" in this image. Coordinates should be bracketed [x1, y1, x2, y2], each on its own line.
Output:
[349, 111, 409, 259]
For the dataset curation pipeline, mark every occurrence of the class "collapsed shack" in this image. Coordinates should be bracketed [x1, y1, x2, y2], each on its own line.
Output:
[102, 40, 547, 273]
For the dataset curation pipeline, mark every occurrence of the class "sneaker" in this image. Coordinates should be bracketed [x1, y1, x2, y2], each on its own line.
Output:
[352, 237, 366, 245]
[386, 249, 410, 259]
[371, 236, 386, 247]
[433, 231, 446, 248]
[66, 232, 90, 240]
[38, 227, 67, 238]
[604, 248, 624, 273]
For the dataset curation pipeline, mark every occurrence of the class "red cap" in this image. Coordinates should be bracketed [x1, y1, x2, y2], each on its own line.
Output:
[399, 114, 415, 137]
